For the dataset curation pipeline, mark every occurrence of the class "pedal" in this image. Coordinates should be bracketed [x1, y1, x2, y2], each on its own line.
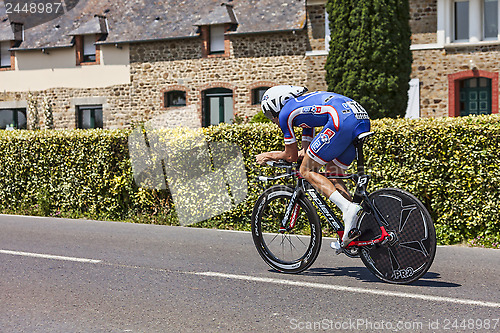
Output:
[340, 228, 361, 248]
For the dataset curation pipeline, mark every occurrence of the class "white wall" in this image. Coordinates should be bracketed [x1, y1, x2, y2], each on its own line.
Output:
[0, 44, 130, 91]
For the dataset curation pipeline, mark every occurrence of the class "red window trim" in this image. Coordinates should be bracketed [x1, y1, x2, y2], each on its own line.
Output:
[448, 70, 499, 117]
[160, 85, 189, 109]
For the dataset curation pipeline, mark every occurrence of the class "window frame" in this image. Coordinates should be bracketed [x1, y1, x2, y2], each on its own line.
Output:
[82, 35, 97, 63]
[209, 25, 226, 54]
[0, 41, 14, 70]
[447, 0, 500, 44]
[201, 25, 229, 58]
[251, 87, 270, 105]
[0, 108, 27, 130]
[454, 0, 470, 42]
[448, 70, 499, 117]
[164, 90, 187, 108]
[202, 88, 233, 127]
[75, 35, 100, 66]
[483, 0, 499, 39]
[77, 105, 103, 129]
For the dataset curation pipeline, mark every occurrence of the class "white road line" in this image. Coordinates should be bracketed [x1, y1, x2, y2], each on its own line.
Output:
[0, 249, 102, 264]
[196, 272, 500, 309]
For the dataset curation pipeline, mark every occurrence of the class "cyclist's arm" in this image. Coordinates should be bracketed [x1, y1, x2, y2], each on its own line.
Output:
[256, 142, 298, 165]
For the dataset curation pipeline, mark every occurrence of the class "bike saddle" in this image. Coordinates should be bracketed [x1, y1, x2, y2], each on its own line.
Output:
[353, 131, 375, 146]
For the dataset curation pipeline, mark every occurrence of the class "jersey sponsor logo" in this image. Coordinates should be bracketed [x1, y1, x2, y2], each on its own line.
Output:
[300, 105, 321, 113]
[346, 101, 369, 120]
[310, 128, 335, 153]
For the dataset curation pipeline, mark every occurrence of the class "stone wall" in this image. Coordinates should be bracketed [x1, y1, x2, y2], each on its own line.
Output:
[409, 0, 437, 44]
[306, 55, 328, 92]
[128, 31, 311, 126]
[306, 3, 327, 52]
[409, 0, 437, 34]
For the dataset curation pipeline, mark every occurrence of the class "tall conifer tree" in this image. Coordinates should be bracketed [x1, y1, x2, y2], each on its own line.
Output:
[325, 0, 412, 118]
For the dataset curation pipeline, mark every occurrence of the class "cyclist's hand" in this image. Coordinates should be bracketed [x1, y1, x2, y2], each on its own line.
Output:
[297, 148, 305, 161]
[256, 152, 273, 165]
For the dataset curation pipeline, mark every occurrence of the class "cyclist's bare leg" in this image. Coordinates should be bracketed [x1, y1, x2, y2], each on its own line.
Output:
[325, 162, 351, 200]
[300, 154, 361, 245]
[299, 154, 335, 197]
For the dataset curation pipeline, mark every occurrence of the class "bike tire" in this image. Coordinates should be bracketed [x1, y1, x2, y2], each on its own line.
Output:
[358, 188, 437, 284]
[251, 185, 322, 274]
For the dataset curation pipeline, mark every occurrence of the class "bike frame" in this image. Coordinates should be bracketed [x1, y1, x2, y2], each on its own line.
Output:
[273, 136, 390, 248]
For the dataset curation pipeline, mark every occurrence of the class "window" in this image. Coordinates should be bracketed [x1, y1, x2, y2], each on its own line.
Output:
[203, 88, 233, 126]
[210, 25, 225, 54]
[0, 108, 27, 129]
[459, 77, 492, 115]
[484, 0, 498, 38]
[83, 35, 96, 62]
[78, 105, 103, 129]
[76, 35, 100, 65]
[0, 41, 12, 69]
[449, 0, 499, 43]
[165, 91, 187, 107]
[455, 1, 470, 41]
[252, 87, 270, 105]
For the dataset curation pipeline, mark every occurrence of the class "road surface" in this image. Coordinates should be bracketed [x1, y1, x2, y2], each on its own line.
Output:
[0, 215, 499, 332]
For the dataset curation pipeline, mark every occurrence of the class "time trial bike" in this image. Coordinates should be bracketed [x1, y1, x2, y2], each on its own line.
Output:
[251, 132, 436, 284]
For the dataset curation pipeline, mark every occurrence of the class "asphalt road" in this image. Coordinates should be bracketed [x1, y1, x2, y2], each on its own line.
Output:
[0, 214, 499, 332]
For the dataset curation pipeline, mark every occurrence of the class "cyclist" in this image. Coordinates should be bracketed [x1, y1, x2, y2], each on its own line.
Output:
[255, 85, 371, 249]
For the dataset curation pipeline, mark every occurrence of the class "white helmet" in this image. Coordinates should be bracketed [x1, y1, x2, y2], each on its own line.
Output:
[261, 85, 308, 120]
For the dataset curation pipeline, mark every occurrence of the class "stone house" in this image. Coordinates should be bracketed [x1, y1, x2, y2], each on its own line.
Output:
[0, 0, 498, 130]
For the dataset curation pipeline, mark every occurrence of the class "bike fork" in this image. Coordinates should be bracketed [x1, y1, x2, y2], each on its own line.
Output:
[280, 187, 303, 232]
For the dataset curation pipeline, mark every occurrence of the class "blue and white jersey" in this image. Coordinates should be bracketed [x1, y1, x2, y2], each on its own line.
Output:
[278, 91, 371, 167]
[279, 91, 367, 144]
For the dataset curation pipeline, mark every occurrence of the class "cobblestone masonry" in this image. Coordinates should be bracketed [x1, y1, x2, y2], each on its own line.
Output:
[307, 3, 326, 52]
[129, 31, 310, 127]
[410, 0, 437, 34]
[410, 0, 437, 44]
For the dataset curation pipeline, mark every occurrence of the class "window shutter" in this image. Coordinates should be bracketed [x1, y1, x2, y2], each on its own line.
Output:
[83, 35, 96, 56]
[210, 25, 225, 53]
[0, 42, 11, 67]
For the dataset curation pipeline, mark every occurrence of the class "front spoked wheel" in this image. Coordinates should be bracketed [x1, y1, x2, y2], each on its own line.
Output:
[251, 185, 322, 274]
[358, 188, 437, 284]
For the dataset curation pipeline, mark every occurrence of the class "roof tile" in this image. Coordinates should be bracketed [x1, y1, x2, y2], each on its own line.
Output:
[0, 0, 306, 50]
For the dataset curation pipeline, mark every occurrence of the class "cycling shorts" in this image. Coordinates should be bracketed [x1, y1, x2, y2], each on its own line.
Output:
[306, 114, 370, 169]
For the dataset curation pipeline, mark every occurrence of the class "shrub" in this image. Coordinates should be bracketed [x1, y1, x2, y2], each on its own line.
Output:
[249, 111, 271, 123]
[0, 115, 499, 245]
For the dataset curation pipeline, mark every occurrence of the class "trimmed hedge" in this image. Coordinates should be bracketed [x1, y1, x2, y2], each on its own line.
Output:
[0, 115, 499, 245]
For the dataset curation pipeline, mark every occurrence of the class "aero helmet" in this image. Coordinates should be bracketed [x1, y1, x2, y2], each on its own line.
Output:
[261, 85, 308, 120]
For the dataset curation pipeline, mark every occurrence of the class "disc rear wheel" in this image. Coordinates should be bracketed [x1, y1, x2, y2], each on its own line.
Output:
[358, 188, 437, 284]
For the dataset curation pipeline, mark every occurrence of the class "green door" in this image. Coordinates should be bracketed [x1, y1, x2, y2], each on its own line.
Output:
[203, 88, 233, 127]
[459, 78, 492, 116]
